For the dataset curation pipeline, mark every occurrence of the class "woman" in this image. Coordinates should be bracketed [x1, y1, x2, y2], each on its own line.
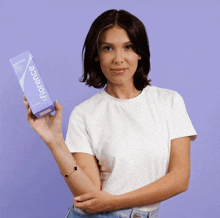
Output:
[23, 9, 197, 218]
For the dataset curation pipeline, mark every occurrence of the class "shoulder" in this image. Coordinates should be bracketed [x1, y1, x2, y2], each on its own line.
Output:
[146, 85, 185, 119]
[148, 85, 180, 103]
[69, 91, 104, 118]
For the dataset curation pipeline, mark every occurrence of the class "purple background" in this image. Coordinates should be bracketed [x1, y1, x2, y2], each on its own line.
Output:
[0, 0, 219, 217]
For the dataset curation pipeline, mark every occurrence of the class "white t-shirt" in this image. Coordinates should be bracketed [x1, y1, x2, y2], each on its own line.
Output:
[65, 85, 197, 212]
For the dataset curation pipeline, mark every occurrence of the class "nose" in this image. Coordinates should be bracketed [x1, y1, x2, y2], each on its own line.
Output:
[113, 49, 124, 64]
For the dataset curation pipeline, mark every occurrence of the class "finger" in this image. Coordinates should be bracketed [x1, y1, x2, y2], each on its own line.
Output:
[74, 199, 92, 209]
[24, 100, 30, 110]
[54, 100, 63, 119]
[75, 192, 94, 202]
[23, 95, 29, 106]
[26, 107, 36, 126]
[23, 100, 29, 109]
[74, 199, 97, 213]
[23, 95, 29, 104]
[73, 198, 78, 206]
[74, 201, 88, 210]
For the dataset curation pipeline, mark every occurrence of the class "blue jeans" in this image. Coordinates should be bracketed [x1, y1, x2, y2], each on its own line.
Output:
[65, 203, 159, 218]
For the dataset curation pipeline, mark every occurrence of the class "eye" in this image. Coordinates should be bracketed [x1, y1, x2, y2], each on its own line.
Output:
[125, 44, 133, 50]
[103, 46, 112, 51]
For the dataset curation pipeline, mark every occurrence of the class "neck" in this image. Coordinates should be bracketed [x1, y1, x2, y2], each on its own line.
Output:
[105, 84, 142, 100]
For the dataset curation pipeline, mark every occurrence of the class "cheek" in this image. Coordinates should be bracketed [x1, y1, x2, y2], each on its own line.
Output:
[128, 56, 139, 68]
[125, 52, 139, 62]
[99, 56, 111, 71]
[99, 53, 139, 68]
[99, 60, 109, 77]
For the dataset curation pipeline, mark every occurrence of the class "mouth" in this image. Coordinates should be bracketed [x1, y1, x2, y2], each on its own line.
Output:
[111, 68, 128, 74]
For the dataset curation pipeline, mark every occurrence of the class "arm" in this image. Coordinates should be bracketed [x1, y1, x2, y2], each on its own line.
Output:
[48, 138, 101, 197]
[112, 136, 191, 210]
[23, 97, 101, 198]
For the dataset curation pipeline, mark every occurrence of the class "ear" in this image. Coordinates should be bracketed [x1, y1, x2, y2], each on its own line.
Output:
[95, 57, 99, 61]
[138, 55, 141, 60]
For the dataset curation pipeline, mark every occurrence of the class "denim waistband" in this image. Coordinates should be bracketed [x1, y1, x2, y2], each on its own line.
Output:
[107, 207, 158, 218]
[70, 204, 159, 218]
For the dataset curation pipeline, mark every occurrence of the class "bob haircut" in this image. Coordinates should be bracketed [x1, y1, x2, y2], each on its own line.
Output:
[80, 9, 152, 90]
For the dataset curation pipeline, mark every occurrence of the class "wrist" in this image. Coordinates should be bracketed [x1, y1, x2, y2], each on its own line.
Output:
[110, 194, 122, 211]
[46, 135, 65, 150]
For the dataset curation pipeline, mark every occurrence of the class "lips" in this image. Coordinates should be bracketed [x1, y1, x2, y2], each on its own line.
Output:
[111, 68, 127, 74]
[111, 68, 127, 71]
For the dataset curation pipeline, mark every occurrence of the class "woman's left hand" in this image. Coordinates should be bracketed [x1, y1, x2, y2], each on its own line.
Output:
[73, 191, 116, 214]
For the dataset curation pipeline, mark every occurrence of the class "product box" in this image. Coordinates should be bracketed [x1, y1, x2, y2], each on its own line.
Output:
[9, 50, 56, 118]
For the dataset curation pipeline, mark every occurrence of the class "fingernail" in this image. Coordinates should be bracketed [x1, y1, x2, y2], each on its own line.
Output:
[55, 100, 58, 104]
[75, 197, 80, 201]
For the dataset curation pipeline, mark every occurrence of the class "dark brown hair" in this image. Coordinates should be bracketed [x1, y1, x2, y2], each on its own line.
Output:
[80, 9, 152, 90]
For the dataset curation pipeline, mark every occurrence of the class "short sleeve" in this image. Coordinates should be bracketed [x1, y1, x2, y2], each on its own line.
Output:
[65, 106, 95, 155]
[169, 91, 197, 142]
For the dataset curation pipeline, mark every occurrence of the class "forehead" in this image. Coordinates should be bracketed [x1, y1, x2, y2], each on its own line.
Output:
[99, 26, 130, 44]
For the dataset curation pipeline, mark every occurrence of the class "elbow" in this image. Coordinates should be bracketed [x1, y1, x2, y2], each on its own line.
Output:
[179, 175, 190, 193]
[181, 183, 189, 192]
[173, 170, 190, 193]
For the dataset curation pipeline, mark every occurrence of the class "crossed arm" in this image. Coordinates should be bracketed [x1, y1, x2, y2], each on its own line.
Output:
[73, 136, 191, 212]
[112, 136, 191, 210]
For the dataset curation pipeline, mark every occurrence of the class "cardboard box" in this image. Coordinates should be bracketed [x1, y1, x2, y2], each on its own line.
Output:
[10, 50, 55, 118]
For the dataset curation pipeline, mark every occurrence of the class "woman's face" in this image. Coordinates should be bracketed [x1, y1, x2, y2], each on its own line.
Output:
[96, 25, 141, 89]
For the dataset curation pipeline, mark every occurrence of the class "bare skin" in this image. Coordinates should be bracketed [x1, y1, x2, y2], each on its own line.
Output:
[96, 25, 142, 100]
[23, 96, 63, 147]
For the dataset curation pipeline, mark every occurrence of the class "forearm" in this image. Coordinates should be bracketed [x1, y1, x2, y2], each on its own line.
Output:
[48, 137, 100, 197]
[113, 171, 188, 210]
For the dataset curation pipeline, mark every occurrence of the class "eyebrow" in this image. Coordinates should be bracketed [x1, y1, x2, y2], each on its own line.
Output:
[100, 41, 132, 45]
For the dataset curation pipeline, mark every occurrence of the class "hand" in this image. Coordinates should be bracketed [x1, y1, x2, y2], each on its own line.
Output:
[23, 95, 64, 147]
[73, 191, 116, 214]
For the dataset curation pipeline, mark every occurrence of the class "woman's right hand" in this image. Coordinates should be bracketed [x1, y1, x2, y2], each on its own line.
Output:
[23, 95, 64, 148]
